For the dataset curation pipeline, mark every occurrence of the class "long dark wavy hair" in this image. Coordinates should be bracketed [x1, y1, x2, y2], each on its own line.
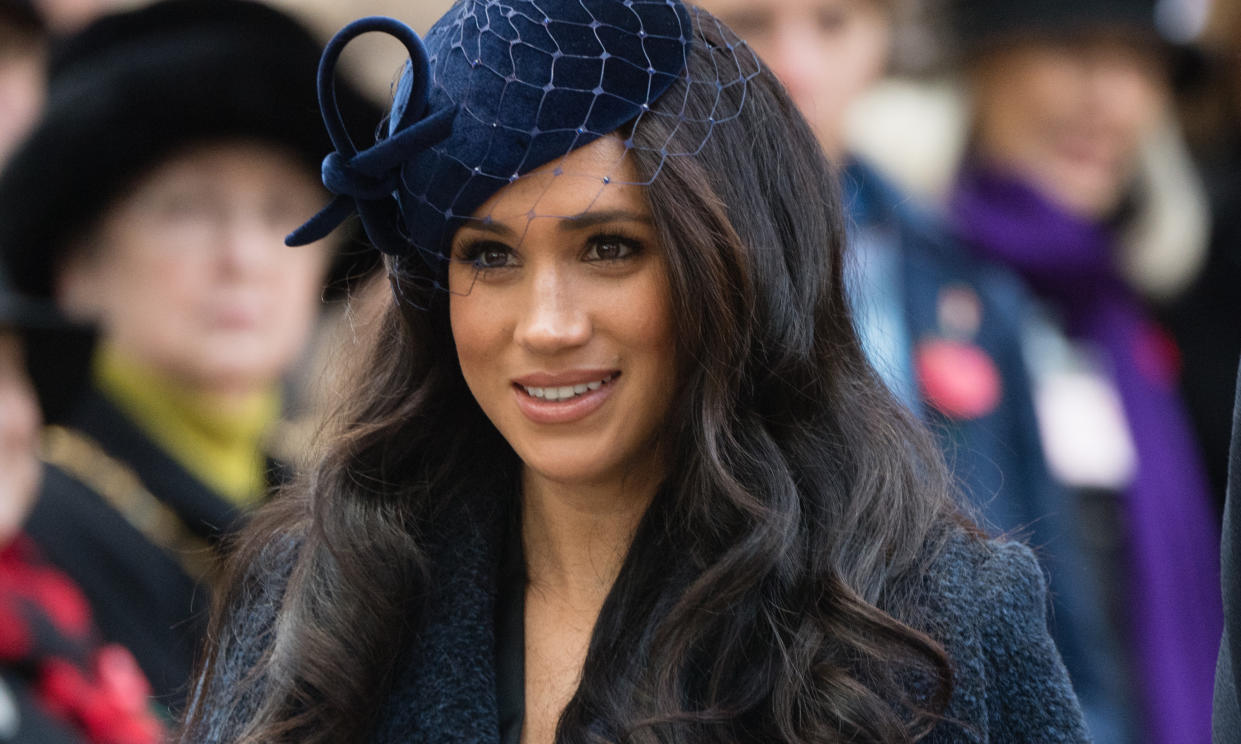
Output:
[181, 10, 969, 743]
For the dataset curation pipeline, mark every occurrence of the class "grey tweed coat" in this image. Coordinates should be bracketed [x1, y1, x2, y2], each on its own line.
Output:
[183, 515, 1090, 743]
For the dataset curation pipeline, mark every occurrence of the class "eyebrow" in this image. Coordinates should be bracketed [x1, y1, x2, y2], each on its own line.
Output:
[457, 209, 653, 240]
[556, 209, 654, 231]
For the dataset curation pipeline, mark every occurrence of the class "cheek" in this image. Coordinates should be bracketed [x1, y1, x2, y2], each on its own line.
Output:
[1110, 75, 1166, 139]
[0, 377, 40, 453]
[110, 247, 209, 312]
[449, 292, 501, 391]
[618, 271, 678, 383]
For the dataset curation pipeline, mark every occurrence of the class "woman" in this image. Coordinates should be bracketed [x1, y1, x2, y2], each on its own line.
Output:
[945, 0, 1220, 741]
[182, 1, 1087, 742]
[0, 0, 377, 711]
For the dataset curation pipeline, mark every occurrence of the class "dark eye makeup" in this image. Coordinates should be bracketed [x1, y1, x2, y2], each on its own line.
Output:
[583, 231, 645, 262]
[452, 228, 647, 272]
[454, 239, 515, 270]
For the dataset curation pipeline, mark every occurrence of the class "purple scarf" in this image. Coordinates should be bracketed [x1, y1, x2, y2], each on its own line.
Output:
[951, 165, 1221, 744]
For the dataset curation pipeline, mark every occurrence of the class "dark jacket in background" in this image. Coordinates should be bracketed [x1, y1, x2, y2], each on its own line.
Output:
[24, 387, 274, 711]
[844, 160, 1131, 743]
[1161, 139, 1241, 510]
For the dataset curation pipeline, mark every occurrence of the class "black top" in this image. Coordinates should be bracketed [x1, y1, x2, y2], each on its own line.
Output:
[495, 511, 526, 744]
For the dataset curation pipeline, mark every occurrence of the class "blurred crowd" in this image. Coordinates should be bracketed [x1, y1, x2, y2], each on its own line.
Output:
[0, 0, 1236, 741]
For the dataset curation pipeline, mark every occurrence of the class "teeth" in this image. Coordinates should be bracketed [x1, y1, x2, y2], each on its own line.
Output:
[522, 374, 615, 401]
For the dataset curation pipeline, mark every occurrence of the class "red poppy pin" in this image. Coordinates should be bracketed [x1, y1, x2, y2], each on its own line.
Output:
[916, 285, 1001, 420]
[915, 338, 1003, 420]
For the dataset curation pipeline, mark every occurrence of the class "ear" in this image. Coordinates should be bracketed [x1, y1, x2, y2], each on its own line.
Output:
[54, 242, 106, 322]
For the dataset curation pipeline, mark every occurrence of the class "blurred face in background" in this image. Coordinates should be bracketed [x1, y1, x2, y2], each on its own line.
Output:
[57, 141, 332, 400]
[0, 22, 46, 167]
[700, 0, 893, 159]
[0, 331, 41, 545]
[970, 33, 1170, 219]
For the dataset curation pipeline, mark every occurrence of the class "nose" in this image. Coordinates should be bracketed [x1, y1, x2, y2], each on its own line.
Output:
[216, 209, 280, 278]
[514, 265, 591, 354]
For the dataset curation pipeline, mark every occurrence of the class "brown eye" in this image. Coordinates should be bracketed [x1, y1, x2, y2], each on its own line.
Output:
[457, 240, 516, 270]
[584, 235, 640, 262]
[478, 247, 512, 268]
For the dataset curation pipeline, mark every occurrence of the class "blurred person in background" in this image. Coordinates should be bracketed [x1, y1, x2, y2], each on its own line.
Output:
[946, 0, 1221, 740]
[695, 0, 1131, 740]
[1163, 0, 1241, 511]
[0, 264, 166, 743]
[0, 0, 376, 711]
[0, 0, 44, 166]
[31, 0, 107, 35]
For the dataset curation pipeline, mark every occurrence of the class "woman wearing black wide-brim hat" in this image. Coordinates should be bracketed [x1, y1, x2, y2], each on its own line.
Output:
[943, 0, 1220, 742]
[0, 0, 378, 710]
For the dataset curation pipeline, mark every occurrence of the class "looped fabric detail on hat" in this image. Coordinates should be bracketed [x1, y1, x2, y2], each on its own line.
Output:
[288, 0, 724, 271]
[287, 16, 457, 255]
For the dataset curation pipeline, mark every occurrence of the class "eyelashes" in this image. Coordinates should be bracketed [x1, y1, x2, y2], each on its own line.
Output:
[454, 240, 514, 270]
[452, 230, 648, 272]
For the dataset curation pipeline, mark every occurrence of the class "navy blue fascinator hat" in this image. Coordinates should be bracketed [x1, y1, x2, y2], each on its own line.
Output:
[290, 0, 759, 274]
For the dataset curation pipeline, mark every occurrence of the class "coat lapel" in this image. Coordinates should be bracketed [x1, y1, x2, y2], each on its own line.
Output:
[373, 497, 508, 743]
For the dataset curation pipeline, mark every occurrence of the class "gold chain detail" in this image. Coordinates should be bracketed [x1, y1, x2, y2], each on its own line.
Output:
[40, 425, 221, 586]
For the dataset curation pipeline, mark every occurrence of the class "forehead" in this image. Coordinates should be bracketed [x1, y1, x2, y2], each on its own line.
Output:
[462, 135, 647, 226]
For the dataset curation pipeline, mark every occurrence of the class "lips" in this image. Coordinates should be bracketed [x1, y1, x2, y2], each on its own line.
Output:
[510, 370, 621, 424]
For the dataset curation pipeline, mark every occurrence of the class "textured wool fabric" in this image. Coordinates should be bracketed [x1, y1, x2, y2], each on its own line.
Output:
[184, 508, 1089, 742]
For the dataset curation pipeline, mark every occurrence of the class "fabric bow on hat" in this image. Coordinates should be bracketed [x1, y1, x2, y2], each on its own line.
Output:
[287, 17, 457, 256]
[287, 0, 694, 268]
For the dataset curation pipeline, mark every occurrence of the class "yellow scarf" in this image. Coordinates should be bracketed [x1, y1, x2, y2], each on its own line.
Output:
[93, 344, 280, 508]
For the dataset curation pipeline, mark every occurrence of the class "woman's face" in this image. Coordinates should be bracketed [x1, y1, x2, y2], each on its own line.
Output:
[699, 0, 891, 159]
[0, 331, 41, 545]
[448, 136, 678, 492]
[972, 34, 1169, 218]
[57, 141, 332, 398]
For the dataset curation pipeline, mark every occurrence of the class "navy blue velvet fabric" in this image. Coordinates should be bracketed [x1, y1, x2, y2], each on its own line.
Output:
[293, 0, 695, 264]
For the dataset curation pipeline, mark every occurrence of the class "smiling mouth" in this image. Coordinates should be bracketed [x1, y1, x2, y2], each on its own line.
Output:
[518, 372, 620, 402]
